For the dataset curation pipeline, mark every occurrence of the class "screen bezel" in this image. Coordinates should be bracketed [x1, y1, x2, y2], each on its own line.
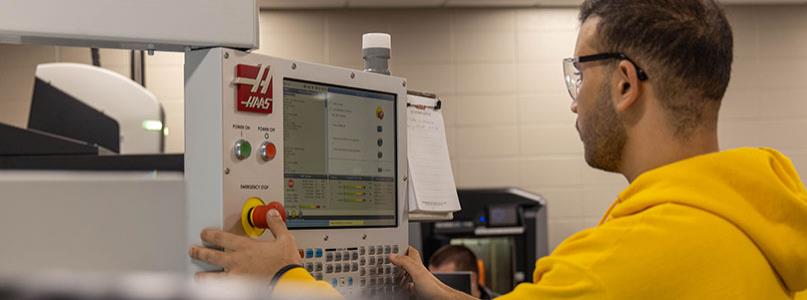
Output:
[282, 77, 398, 230]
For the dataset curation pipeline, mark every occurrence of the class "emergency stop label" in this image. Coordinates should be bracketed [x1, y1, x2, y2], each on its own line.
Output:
[240, 184, 269, 191]
[233, 64, 273, 114]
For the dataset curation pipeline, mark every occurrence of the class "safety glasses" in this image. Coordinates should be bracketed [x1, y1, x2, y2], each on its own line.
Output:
[562, 53, 648, 101]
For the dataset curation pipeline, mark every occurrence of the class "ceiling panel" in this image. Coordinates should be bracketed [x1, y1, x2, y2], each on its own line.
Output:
[349, 0, 446, 7]
[260, 0, 807, 9]
[260, 0, 346, 9]
[445, 0, 539, 7]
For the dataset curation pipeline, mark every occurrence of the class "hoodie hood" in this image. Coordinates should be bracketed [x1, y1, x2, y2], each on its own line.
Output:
[610, 148, 807, 293]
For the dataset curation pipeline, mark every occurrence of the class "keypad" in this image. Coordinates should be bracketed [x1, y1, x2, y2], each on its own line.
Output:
[298, 245, 405, 297]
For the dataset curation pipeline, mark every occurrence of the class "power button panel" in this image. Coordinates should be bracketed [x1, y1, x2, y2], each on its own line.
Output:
[222, 58, 286, 241]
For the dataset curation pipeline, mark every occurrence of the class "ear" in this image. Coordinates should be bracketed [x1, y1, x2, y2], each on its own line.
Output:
[613, 60, 642, 113]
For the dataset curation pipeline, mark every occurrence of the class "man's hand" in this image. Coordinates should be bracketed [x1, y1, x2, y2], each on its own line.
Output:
[389, 246, 477, 300]
[189, 209, 302, 280]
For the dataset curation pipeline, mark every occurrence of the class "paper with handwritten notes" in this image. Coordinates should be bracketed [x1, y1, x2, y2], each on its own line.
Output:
[406, 93, 460, 221]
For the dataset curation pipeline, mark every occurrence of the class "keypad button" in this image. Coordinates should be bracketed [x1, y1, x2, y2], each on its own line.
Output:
[352, 263, 359, 272]
[351, 252, 359, 261]
[383, 246, 390, 254]
[369, 257, 376, 265]
[316, 263, 323, 272]
[330, 279, 338, 287]
[360, 247, 366, 255]
[393, 245, 399, 254]
[348, 277, 354, 286]
[305, 248, 314, 258]
[368, 247, 376, 255]
[360, 257, 366, 266]
[340, 278, 346, 286]
[334, 252, 342, 261]
[315, 248, 323, 258]
[342, 251, 349, 260]
[360, 268, 366, 276]
[361, 279, 366, 286]
[342, 263, 350, 271]
[305, 263, 314, 271]
[376, 245, 384, 254]
[325, 264, 333, 273]
[326, 252, 333, 262]
[335, 264, 342, 273]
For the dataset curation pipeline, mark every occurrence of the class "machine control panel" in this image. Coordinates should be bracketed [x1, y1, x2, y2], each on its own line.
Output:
[185, 48, 409, 297]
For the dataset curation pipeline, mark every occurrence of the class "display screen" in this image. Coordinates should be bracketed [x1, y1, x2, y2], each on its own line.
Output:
[283, 78, 397, 229]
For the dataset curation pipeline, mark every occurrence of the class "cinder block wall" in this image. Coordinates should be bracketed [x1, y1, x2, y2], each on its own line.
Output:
[1, 6, 805, 250]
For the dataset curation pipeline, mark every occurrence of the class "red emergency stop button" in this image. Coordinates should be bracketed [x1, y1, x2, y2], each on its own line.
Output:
[249, 201, 287, 229]
[260, 142, 277, 161]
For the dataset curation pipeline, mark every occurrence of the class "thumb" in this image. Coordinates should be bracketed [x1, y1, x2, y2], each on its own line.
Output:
[389, 253, 429, 278]
[404, 246, 422, 261]
[266, 209, 291, 240]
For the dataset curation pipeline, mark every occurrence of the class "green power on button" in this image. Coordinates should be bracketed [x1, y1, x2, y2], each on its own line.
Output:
[234, 139, 252, 160]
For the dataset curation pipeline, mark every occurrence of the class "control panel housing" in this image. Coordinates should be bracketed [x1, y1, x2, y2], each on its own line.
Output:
[184, 48, 409, 297]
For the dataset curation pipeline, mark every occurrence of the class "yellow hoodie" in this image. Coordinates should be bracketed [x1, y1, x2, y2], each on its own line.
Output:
[276, 147, 807, 299]
[497, 147, 807, 299]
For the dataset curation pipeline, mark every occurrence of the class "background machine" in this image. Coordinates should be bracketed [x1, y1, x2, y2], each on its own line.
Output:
[0, 1, 411, 298]
[414, 188, 548, 294]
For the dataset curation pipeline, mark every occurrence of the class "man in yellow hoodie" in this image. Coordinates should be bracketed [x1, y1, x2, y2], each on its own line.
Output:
[189, 0, 807, 298]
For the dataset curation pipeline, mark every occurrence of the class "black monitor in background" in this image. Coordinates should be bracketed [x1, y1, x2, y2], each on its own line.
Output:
[27, 77, 120, 153]
[415, 188, 548, 294]
[433, 272, 473, 295]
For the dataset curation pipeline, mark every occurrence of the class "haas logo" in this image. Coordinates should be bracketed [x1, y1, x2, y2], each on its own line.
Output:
[233, 64, 273, 114]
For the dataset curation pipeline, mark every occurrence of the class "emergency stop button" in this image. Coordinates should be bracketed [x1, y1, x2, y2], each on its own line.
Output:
[241, 199, 287, 238]
[260, 142, 277, 161]
[250, 201, 287, 228]
[234, 139, 252, 160]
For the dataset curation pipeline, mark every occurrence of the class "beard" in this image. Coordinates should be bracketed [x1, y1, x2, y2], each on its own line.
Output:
[577, 80, 627, 173]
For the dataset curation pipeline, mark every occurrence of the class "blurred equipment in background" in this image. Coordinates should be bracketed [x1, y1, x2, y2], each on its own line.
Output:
[414, 188, 548, 294]
[0, 272, 305, 300]
[35, 63, 165, 154]
[0, 77, 116, 156]
[0, 0, 266, 283]
[433, 272, 473, 295]
[0, 62, 183, 274]
[0, 63, 167, 157]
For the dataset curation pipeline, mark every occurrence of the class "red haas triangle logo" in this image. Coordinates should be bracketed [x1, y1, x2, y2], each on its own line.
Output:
[234, 64, 273, 114]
